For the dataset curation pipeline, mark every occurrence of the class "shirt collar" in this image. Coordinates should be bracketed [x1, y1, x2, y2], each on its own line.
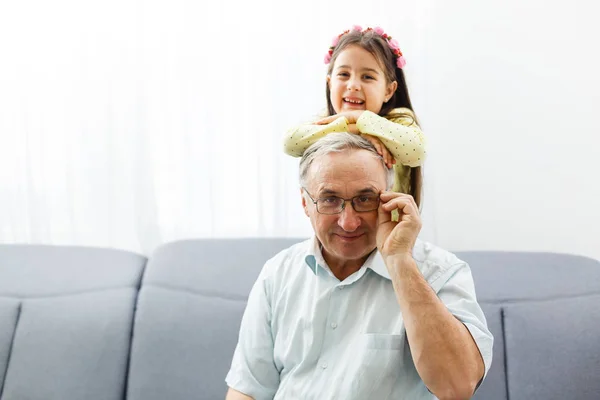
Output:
[304, 236, 391, 280]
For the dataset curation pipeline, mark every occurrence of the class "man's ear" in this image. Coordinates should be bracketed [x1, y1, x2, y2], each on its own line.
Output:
[301, 188, 310, 217]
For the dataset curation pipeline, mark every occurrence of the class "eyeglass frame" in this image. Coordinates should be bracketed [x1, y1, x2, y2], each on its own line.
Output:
[302, 187, 381, 215]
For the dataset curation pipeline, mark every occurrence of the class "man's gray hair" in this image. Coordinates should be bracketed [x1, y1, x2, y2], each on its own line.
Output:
[299, 132, 394, 190]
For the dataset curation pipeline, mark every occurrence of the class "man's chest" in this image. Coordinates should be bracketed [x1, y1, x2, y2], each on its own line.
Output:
[269, 274, 429, 399]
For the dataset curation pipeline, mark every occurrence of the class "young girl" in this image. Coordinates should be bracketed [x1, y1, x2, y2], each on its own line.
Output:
[283, 25, 426, 207]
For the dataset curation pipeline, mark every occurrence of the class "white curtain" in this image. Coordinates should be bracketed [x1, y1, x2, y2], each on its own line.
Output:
[0, 0, 435, 255]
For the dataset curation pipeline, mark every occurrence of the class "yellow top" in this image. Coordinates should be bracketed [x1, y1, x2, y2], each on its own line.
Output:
[283, 108, 427, 193]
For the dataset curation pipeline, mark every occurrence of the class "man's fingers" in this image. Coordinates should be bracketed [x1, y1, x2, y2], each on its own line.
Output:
[380, 192, 419, 215]
[382, 198, 411, 213]
[377, 201, 392, 222]
[380, 191, 415, 202]
[381, 200, 420, 228]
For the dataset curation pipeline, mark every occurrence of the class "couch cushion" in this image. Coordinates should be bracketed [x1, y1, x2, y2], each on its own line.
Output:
[503, 294, 600, 400]
[127, 238, 303, 400]
[127, 287, 246, 399]
[0, 244, 146, 400]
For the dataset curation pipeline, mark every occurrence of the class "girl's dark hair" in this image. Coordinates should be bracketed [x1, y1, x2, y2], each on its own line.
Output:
[324, 28, 423, 207]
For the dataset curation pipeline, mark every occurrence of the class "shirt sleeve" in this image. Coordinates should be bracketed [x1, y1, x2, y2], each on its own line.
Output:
[356, 109, 426, 167]
[283, 116, 350, 157]
[225, 266, 280, 400]
[432, 262, 494, 384]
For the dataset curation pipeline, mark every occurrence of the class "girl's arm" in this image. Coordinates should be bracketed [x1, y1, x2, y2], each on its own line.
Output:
[283, 116, 350, 157]
[356, 109, 426, 168]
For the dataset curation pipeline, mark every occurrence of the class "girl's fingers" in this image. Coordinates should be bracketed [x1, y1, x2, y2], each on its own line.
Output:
[315, 116, 334, 125]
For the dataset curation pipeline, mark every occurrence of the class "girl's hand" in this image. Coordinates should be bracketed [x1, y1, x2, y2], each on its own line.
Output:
[314, 110, 365, 125]
[347, 123, 360, 134]
[362, 134, 396, 169]
[313, 111, 395, 168]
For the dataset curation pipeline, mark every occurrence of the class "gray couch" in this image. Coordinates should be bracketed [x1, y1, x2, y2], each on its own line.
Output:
[1, 239, 599, 400]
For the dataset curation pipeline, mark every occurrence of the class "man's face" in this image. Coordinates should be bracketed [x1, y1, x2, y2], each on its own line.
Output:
[302, 149, 387, 268]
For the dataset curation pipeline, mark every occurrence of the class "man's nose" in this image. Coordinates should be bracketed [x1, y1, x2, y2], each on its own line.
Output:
[337, 202, 361, 232]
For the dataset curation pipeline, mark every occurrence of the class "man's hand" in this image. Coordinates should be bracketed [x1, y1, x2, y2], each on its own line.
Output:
[376, 192, 422, 259]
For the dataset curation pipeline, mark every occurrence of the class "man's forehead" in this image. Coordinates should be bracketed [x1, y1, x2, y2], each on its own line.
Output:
[308, 150, 386, 191]
[315, 182, 380, 195]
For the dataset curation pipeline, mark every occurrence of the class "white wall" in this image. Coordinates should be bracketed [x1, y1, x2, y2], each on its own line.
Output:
[0, 0, 598, 259]
[424, 0, 600, 260]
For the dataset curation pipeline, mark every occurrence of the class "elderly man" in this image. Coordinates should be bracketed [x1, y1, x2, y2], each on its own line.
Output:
[225, 133, 493, 400]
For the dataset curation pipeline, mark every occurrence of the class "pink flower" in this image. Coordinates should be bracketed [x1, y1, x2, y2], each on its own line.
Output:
[388, 38, 400, 50]
[352, 25, 362, 32]
[324, 53, 332, 64]
[396, 56, 406, 69]
[331, 35, 340, 47]
[374, 26, 385, 35]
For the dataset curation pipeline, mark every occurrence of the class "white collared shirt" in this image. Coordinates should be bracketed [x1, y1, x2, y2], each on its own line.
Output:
[226, 237, 493, 400]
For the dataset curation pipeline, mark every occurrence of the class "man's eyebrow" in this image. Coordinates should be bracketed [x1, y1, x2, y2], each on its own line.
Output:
[355, 188, 379, 195]
[319, 188, 339, 196]
[318, 187, 379, 196]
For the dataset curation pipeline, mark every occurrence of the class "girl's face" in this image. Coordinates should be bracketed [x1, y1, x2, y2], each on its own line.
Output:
[327, 45, 397, 115]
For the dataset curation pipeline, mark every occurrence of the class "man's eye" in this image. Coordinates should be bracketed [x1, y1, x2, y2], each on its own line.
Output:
[357, 195, 377, 203]
[322, 197, 339, 204]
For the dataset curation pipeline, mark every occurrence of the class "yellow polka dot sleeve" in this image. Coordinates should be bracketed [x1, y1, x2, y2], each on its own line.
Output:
[356, 108, 427, 167]
[283, 116, 349, 157]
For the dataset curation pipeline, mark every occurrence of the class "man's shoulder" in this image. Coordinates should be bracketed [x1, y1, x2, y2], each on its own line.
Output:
[260, 238, 311, 279]
[413, 239, 467, 285]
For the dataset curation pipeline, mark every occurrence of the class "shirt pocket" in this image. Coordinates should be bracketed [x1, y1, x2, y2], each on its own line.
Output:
[336, 333, 407, 399]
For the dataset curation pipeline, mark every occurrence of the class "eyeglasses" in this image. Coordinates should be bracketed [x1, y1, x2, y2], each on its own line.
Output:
[303, 187, 381, 215]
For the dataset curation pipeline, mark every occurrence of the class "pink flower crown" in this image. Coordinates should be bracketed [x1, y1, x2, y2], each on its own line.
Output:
[324, 25, 407, 69]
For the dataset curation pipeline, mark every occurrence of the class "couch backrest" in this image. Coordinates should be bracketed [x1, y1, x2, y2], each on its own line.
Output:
[0, 244, 146, 400]
[3, 241, 598, 400]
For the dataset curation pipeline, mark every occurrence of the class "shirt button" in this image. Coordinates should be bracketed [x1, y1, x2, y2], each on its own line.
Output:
[331, 322, 337, 329]
[338, 286, 344, 290]
[321, 363, 328, 369]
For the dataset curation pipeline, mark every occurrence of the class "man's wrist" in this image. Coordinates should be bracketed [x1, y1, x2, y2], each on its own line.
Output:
[383, 252, 417, 275]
